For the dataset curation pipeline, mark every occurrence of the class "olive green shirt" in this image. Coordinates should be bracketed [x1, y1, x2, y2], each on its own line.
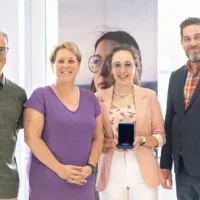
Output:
[0, 74, 27, 198]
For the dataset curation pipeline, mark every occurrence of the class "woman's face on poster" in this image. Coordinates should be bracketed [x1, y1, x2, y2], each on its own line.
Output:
[92, 40, 120, 91]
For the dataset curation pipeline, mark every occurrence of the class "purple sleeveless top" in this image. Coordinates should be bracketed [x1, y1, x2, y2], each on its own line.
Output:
[24, 86, 101, 200]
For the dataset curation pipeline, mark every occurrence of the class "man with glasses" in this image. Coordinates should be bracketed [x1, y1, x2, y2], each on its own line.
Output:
[0, 30, 26, 200]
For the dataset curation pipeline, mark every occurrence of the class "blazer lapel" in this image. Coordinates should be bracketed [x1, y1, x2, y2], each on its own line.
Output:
[99, 87, 113, 139]
[178, 66, 187, 113]
[134, 85, 147, 135]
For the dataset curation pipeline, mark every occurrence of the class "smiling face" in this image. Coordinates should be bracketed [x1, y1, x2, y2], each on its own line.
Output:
[181, 24, 200, 62]
[52, 48, 80, 83]
[111, 50, 136, 86]
[93, 39, 120, 91]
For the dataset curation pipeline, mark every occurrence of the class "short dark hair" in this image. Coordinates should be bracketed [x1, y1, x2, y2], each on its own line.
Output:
[90, 31, 142, 92]
[180, 17, 200, 39]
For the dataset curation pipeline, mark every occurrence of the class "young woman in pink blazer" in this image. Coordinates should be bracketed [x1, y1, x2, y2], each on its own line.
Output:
[95, 45, 166, 200]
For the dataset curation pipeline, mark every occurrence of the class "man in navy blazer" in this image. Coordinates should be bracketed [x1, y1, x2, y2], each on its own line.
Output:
[160, 17, 200, 200]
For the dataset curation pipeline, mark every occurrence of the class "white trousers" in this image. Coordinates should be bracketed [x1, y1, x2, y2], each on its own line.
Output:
[99, 151, 157, 200]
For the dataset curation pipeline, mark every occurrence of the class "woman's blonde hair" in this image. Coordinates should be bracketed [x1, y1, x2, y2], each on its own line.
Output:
[49, 42, 82, 64]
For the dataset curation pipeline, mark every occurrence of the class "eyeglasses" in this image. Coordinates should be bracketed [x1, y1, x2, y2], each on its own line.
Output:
[88, 55, 111, 73]
[111, 61, 135, 70]
[0, 47, 9, 54]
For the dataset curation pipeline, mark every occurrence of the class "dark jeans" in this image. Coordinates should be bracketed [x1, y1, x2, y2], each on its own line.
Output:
[94, 164, 99, 200]
[176, 156, 200, 200]
[95, 190, 99, 200]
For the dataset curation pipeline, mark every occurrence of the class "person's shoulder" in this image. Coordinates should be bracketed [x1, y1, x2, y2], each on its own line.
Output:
[80, 87, 99, 104]
[5, 78, 26, 97]
[27, 86, 50, 104]
[171, 65, 186, 76]
[32, 86, 50, 96]
[135, 85, 156, 98]
[80, 87, 98, 98]
[95, 86, 113, 98]
[80, 87, 95, 96]
[32, 86, 49, 94]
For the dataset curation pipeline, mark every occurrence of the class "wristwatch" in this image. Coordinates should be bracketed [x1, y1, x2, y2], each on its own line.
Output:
[139, 136, 146, 146]
[87, 164, 96, 174]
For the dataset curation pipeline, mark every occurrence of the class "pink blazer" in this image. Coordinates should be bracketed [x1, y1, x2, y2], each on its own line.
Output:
[95, 85, 166, 191]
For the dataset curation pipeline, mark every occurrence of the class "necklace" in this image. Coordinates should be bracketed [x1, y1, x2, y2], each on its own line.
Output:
[113, 86, 134, 98]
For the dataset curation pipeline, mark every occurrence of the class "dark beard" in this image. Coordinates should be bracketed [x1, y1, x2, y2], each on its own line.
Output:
[189, 55, 200, 62]
[187, 52, 200, 62]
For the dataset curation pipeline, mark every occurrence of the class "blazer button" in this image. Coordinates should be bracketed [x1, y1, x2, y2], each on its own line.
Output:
[183, 115, 187, 119]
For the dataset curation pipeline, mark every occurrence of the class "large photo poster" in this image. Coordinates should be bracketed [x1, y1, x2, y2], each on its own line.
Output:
[57, 0, 158, 91]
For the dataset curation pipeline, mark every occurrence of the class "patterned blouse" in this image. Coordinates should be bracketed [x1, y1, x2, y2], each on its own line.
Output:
[110, 103, 136, 138]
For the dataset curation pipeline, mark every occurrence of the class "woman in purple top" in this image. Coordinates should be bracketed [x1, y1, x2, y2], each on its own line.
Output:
[23, 42, 104, 200]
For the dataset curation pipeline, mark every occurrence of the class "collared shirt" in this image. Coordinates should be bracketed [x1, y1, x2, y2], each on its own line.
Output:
[0, 74, 5, 86]
[0, 73, 27, 199]
[184, 61, 200, 109]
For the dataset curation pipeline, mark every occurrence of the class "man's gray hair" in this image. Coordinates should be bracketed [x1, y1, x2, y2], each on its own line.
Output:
[0, 29, 8, 43]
